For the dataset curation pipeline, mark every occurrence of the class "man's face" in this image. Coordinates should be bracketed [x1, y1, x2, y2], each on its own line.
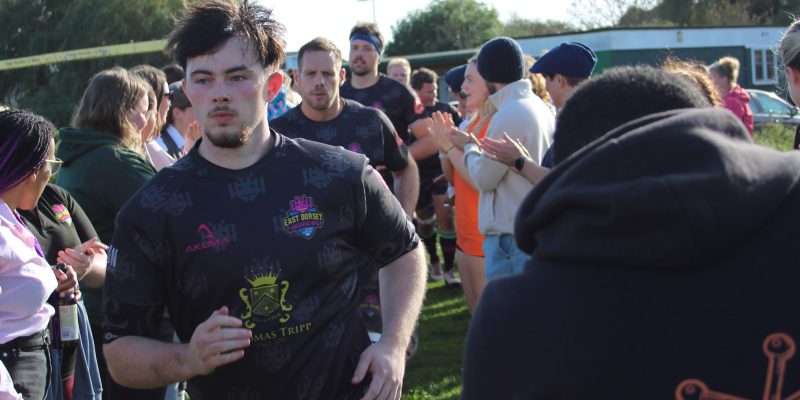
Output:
[415, 82, 437, 108]
[388, 65, 409, 86]
[297, 50, 344, 112]
[545, 74, 568, 108]
[183, 37, 281, 148]
[349, 39, 379, 77]
[173, 106, 197, 137]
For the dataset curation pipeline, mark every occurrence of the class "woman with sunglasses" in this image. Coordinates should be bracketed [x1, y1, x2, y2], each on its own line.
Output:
[131, 65, 177, 171]
[0, 108, 79, 400]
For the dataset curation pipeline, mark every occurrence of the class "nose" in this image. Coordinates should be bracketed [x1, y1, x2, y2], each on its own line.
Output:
[211, 82, 230, 104]
[313, 73, 326, 88]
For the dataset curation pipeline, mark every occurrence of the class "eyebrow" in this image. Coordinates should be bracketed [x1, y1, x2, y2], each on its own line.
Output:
[189, 65, 252, 77]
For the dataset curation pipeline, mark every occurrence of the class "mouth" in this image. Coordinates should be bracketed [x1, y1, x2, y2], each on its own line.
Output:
[210, 110, 236, 124]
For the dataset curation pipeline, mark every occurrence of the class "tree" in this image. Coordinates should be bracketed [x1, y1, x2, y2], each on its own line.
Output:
[568, 0, 660, 29]
[501, 13, 576, 38]
[384, 0, 502, 56]
[0, 0, 183, 127]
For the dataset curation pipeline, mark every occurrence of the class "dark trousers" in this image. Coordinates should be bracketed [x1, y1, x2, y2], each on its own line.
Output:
[1, 330, 52, 400]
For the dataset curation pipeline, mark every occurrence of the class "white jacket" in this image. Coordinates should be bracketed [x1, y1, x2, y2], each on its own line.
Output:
[463, 80, 554, 235]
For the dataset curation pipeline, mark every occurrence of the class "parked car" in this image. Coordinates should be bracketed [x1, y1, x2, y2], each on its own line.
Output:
[746, 89, 800, 130]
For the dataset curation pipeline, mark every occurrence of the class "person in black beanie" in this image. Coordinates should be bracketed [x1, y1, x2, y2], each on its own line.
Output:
[448, 36, 554, 281]
[462, 65, 800, 398]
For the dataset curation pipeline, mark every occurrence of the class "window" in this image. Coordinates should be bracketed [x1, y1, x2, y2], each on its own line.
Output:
[751, 49, 779, 84]
[754, 92, 793, 115]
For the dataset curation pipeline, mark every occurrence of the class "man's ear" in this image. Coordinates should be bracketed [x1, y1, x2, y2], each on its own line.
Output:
[339, 67, 346, 86]
[265, 71, 284, 102]
[556, 74, 567, 89]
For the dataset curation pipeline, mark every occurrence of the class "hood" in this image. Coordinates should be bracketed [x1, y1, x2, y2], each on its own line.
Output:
[727, 85, 750, 102]
[515, 108, 800, 269]
[57, 127, 124, 166]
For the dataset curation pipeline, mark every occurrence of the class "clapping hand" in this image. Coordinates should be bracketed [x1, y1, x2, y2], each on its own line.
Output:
[481, 132, 531, 167]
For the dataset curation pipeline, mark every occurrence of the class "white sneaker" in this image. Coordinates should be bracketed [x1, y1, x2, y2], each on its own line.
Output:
[429, 263, 443, 281]
[444, 270, 461, 285]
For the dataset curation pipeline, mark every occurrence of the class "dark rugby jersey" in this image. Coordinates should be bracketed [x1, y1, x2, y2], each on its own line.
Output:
[103, 133, 418, 400]
[340, 75, 423, 144]
[271, 99, 409, 172]
[416, 101, 464, 180]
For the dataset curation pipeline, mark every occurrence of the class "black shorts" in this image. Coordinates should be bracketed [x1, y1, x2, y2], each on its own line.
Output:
[415, 159, 447, 212]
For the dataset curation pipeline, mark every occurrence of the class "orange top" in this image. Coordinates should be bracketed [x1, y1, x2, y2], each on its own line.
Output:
[452, 115, 492, 257]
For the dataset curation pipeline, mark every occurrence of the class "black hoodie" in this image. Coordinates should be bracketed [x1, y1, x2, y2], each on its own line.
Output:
[463, 109, 800, 399]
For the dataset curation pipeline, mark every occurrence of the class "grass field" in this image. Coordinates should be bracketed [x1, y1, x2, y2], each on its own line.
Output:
[402, 280, 470, 399]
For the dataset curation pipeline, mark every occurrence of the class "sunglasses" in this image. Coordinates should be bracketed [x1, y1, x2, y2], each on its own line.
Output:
[44, 158, 63, 175]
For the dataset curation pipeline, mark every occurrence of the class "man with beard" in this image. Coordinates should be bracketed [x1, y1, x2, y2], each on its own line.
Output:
[340, 23, 432, 351]
[340, 23, 434, 164]
[409, 67, 460, 284]
[271, 37, 419, 216]
[100, 1, 426, 399]
[271, 37, 420, 341]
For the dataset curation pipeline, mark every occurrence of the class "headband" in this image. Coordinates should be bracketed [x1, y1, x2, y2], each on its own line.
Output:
[350, 32, 382, 55]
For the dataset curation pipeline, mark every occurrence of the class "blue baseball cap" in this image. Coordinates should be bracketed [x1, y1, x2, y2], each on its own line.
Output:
[530, 42, 597, 78]
[444, 64, 467, 93]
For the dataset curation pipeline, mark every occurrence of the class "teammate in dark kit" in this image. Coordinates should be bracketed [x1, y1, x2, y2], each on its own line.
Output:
[272, 37, 419, 216]
[101, 2, 427, 400]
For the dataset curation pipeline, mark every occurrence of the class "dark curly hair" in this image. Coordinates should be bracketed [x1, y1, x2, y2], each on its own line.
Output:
[166, 0, 286, 72]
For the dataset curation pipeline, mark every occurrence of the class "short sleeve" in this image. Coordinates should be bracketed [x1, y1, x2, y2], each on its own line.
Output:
[102, 207, 167, 343]
[353, 165, 418, 265]
[401, 87, 425, 126]
[63, 189, 99, 243]
[376, 110, 409, 172]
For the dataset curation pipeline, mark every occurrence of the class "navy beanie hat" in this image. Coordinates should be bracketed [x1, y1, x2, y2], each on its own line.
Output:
[444, 64, 467, 93]
[477, 37, 525, 84]
[530, 42, 597, 78]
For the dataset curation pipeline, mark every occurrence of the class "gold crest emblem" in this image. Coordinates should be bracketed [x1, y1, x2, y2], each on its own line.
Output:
[239, 272, 292, 328]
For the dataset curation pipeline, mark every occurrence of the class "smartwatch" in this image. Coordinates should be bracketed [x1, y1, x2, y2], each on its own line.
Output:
[514, 156, 526, 171]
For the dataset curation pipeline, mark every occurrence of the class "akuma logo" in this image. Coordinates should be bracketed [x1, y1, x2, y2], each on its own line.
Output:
[282, 195, 324, 239]
[185, 223, 234, 253]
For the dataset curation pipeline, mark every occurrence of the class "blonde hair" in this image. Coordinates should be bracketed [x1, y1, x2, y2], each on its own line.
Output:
[709, 56, 741, 85]
[387, 58, 410, 71]
[466, 56, 496, 133]
[662, 57, 721, 107]
[780, 19, 800, 71]
[72, 67, 148, 152]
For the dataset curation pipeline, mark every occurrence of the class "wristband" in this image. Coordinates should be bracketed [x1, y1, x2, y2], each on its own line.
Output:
[514, 156, 526, 171]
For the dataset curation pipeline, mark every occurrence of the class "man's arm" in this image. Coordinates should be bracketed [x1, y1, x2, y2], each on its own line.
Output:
[408, 119, 438, 160]
[351, 245, 427, 399]
[391, 156, 419, 216]
[103, 306, 251, 389]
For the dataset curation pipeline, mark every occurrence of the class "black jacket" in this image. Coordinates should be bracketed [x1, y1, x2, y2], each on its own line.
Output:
[463, 109, 800, 399]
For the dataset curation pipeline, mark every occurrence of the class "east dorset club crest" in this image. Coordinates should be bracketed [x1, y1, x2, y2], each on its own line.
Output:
[239, 271, 292, 329]
[282, 195, 324, 239]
